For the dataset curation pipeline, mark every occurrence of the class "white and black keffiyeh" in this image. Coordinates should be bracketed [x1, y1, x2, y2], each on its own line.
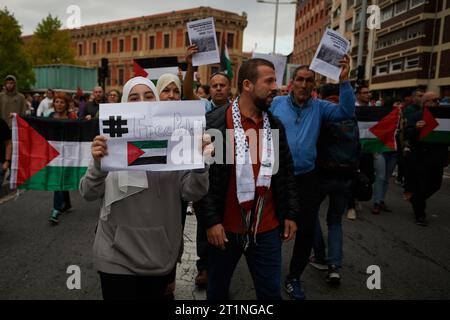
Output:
[232, 97, 274, 248]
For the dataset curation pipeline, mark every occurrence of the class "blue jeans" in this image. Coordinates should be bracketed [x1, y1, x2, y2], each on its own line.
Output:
[207, 228, 282, 300]
[373, 152, 397, 204]
[313, 177, 352, 268]
[53, 191, 71, 211]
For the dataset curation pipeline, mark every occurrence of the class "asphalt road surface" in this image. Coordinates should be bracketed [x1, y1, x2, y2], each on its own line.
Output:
[0, 176, 449, 300]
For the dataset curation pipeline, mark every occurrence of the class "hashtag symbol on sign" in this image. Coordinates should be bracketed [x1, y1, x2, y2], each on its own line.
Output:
[103, 116, 128, 137]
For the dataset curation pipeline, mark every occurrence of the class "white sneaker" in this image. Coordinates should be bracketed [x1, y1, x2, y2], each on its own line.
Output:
[347, 208, 356, 220]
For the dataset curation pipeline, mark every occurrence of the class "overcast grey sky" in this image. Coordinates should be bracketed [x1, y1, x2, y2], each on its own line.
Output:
[3, 0, 297, 55]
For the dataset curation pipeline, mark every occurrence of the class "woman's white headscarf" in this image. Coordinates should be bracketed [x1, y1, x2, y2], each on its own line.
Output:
[121, 76, 159, 103]
[156, 73, 182, 97]
[102, 76, 159, 220]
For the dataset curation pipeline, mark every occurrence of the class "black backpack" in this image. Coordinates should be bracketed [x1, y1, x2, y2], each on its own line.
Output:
[316, 118, 361, 177]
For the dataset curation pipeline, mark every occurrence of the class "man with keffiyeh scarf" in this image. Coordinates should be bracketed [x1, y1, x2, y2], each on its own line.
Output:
[196, 58, 300, 300]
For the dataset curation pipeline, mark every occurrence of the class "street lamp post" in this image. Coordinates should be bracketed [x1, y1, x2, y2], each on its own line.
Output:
[257, 0, 298, 54]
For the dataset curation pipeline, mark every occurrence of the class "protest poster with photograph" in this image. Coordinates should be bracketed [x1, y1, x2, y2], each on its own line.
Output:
[310, 28, 350, 81]
[99, 101, 205, 171]
[252, 52, 287, 87]
[187, 17, 220, 66]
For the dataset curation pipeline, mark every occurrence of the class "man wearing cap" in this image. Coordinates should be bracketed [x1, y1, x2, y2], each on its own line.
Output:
[0, 75, 28, 128]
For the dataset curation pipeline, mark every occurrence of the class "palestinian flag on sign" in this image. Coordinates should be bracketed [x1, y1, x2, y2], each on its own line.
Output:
[10, 115, 98, 191]
[356, 107, 401, 153]
[127, 140, 168, 166]
[420, 107, 450, 143]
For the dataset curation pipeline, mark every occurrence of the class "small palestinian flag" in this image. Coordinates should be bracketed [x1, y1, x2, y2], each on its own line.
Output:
[10, 115, 98, 191]
[420, 107, 450, 143]
[356, 107, 401, 153]
[220, 35, 233, 78]
[127, 140, 168, 166]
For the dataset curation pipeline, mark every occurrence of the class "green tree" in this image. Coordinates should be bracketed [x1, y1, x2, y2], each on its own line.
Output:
[0, 7, 35, 91]
[26, 14, 76, 65]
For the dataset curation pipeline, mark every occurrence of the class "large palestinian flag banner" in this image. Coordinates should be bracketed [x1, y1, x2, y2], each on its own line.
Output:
[133, 57, 187, 83]
[10, 115, 99, 191]
[356, 106, 401, 153]
[420, 107, 450, 143]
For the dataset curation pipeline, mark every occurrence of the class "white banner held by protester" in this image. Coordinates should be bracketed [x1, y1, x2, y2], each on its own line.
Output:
[187, 17, 220, 66]
[310, 29, 350, 81]
[99, 101, 205, 171]
[252, 52, 287, 87]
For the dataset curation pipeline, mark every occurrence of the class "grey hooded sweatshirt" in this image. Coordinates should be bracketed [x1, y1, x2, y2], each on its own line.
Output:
[0, 75, 27, 128]
[79, 160, 209, 276]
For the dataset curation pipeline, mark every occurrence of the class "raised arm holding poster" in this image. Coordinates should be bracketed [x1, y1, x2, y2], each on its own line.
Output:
[187, 17, 220, 66]
[99, 100, 205, 171]
[310, 28, 350, 81]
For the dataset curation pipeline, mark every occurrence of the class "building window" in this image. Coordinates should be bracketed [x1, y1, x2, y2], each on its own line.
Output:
[410, 0, 425, 9]
[333, 6, 341, 18]
[406, 56, 420, 69]
[132, 38, 138, 51]
[185, 32, 190, 46]
[210, 66, 219, 75]
[164, 34, 170, 48]
[390, 60, 403, 73]
[78, 44, 83, 56]
[227, 33, 234, 48]
[106, 41, 111, 54]
[149, 36, 155, 50]
[118, 68, 124, 85]
[394, 0, 408, 16]
[216, 32, 221, 44]
[119, 39, 124, 52]
[376, 63, 388, 75]
[381, 6, 393, 23]
[345, 19, 352, 32]
[92, 42, 97, 55]
[407, 23, 423, 39]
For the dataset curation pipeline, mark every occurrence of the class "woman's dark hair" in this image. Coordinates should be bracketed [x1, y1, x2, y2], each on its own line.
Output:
[196, 85, 210, 96]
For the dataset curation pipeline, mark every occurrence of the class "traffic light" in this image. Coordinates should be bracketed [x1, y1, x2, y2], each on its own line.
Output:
[101, 58, 109, 78]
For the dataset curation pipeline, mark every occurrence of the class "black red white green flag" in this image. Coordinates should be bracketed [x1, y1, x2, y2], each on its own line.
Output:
[220, 35, 233, 78]
[127, 140, 168, 166]
[356, 107, 401, 153]
[133, 57, 184, 83]
[420, 107, 450, 143]
[10, 115, 98, 191]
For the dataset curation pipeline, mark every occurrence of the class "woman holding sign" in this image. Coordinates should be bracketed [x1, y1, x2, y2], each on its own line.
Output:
[155, 73, 184, 299]
[80, 76, 213, 300]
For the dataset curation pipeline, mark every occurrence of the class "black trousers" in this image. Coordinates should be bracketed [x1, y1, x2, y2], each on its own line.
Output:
[410, 165, 444, 219]
[288, 170, 321, 279]
[99, 271, 173, 300]
[196, 214, 209, 272]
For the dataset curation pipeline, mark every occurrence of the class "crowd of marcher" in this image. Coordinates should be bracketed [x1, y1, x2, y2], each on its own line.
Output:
[1, 44, 449, 301]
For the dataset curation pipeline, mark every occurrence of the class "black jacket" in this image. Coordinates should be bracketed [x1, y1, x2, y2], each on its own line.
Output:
[195, 105, 300, 232]
[405, 110, 450, 168]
